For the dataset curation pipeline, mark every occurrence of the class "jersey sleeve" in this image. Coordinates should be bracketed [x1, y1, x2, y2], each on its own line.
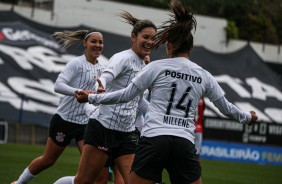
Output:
[88, 83, 142, 104]
[213, 96, 252, 124]
[54, 77, 81, 95]
[132, 64, 156, 91]
[204, 72, 225, 102]
[57, 58, 79, 82]
[54, 59, 80, 95]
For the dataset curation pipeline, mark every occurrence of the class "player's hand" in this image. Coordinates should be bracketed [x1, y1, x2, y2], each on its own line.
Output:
[97, 79, 105, 94]
[84, 90, 96, 94]
[247, 111, 258, 126]
[75, 90, 90, 103]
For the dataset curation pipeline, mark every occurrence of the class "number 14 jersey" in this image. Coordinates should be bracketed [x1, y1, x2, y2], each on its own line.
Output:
[132, 57, 224, 143]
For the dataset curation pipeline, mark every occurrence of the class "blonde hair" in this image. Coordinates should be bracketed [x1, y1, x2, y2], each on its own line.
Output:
[53, 30, 99, 49]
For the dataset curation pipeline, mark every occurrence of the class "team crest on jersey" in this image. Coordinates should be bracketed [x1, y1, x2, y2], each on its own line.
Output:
[55, 132, 65, 142]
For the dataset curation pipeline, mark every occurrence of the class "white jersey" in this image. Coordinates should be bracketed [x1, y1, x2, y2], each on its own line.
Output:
[88, 57, 251, 143]
[132, 57, 225, 143]
[56, 55, 105, 124]
[91, 49, 146, 132]
[135, 89, 150, 132]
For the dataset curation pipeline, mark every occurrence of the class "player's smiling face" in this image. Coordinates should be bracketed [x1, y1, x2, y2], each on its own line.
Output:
[131, 27, 156, 59]
[84, 32, 104, 62]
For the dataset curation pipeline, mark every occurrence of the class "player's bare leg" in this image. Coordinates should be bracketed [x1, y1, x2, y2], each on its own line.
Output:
[191, 177, 202, 184]
[115, 154, 134, 184]
[129, 172, 154, 184]
[76, 140, 84, 154]
[112, 165, 125, 184]
[28, 137, 66, 174]
[94, 168, 109, 184]
[74, 144, 108, 184]
[12, 137, 65, 184]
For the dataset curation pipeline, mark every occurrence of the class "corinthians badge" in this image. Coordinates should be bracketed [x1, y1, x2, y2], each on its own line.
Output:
[56, 132, 65, 142]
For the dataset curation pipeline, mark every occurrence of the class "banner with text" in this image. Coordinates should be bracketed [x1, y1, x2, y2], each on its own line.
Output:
[203, 117, 282, 147]
[201, 140, 282, 165]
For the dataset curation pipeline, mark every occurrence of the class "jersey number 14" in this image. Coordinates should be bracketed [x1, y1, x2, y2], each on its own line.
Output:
[166, 83, 192, 118]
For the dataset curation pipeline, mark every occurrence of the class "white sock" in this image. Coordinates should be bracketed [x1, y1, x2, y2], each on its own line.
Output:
[53, 176, 75, 184]
[16, 168, 35, 184]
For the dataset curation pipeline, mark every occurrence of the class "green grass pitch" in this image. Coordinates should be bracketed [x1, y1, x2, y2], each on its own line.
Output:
[1, 144, 282, 184]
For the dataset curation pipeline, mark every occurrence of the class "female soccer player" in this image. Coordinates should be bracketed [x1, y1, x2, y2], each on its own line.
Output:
[12, 30, 105, 184]
[75, 0, 258, 184]
[53, 11, 157, 184]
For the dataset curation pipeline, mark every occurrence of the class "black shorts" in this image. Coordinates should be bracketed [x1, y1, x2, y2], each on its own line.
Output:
[132, 135, 201, 184]
[84, 119, 139, 160]
[49, 114, 87, 147]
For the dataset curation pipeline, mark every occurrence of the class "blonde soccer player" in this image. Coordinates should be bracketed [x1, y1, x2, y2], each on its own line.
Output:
[12, 30, 106, 184]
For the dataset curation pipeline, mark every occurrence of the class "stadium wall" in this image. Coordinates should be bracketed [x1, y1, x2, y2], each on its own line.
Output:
[0, 0, 281, 67]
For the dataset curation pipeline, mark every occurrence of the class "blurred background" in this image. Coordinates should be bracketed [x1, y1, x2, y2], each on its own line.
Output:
[0, 0, 282, 169]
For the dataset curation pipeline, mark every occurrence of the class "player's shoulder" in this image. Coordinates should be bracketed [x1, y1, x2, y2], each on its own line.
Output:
[145, 58, 184, 72]
[67, 55, 84, 64]
[145, 59, 165, 70]
[149, 58, 172, 66]
[111, 49, 132, 60]
[188, 59, 203, 69]
[188, 59, 211, 74]
[64, 55, 84, 68]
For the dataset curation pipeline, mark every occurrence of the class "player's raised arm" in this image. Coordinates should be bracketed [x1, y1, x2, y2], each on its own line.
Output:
[88, 83, 143, 105]
[213, 96, 258, 125]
